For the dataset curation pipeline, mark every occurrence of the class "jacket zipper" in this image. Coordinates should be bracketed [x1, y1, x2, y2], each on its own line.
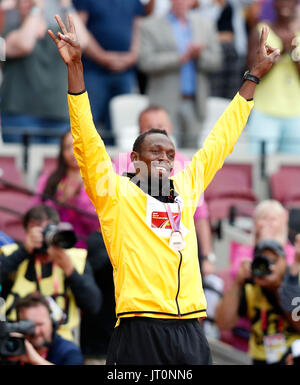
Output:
[175, 251, 183, 316]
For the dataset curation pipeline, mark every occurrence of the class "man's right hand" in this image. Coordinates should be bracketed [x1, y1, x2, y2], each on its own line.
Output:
[48, 14, 81, 67]
[235, 258, 252, 286]
[249, 25, 281, 79]
[48, 14, 85, 93]
[24, 226, 43, 254]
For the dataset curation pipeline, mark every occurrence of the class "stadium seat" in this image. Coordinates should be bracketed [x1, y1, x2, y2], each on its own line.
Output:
[41, 156, 57, 175]
[200, 96, 231, 146]
[270, 165, 300, 207]
[0, 156, 26, 189]
[109, 93, 149, 151]
[204, 163, 257, 223]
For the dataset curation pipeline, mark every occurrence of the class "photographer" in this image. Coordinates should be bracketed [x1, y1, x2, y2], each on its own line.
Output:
[5, 293, 83, 365]
[0, 204, 102, 342]
[215, 239, 300, 365]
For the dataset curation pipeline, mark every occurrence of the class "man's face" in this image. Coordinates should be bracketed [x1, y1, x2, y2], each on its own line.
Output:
[26, 218, 52, 261]
[171, 0, 194, 13]
[19, 305, 53, 350]
[274, 0, 297, 18]
[131, 133, 175, 184]
[139, 110, 173, 136]
[18, 0, 35, 17]
[255, 210, 287, 241]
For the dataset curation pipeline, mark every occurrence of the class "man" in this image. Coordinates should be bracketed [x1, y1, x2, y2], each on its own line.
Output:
[113, 104, 215, 261]
[0, 204, 102, 342]
[216, 239, 300, 364]
[9, 293, 83, 365]
[48, 14, 280, 364]
[138, 0, 223, 148]
[0, 0, 88, 144]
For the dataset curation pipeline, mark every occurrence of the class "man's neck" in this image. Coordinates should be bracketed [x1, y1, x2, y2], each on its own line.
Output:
[170, 10, 187, 24]
[131, 174, 177, 202]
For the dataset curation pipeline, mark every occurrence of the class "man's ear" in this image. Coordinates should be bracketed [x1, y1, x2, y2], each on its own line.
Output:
[130, 151, 139, 163]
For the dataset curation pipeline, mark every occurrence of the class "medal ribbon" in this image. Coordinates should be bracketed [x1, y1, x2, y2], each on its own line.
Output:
[165, 203, 181, 232]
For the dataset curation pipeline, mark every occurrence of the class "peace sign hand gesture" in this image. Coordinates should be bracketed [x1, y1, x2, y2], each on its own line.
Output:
[250, 25, 281, 78]
[48, 14, 81, 66]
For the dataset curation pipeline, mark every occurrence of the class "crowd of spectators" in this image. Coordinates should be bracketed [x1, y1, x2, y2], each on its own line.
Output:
[0, 0, 300, 365]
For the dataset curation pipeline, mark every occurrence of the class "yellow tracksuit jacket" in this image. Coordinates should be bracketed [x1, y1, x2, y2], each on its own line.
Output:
[68, 91, 253, 322]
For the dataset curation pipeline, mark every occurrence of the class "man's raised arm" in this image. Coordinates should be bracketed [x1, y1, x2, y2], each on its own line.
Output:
[48, 15, 118, 216]
[173, 26, 281, 205]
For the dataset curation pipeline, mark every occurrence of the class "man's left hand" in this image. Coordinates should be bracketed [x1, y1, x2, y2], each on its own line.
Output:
[8, 339, 52, 365]
[47, 245, 75, 277]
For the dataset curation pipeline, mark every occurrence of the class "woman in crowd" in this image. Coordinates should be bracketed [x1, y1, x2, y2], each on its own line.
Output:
[32, 131, 99, 248]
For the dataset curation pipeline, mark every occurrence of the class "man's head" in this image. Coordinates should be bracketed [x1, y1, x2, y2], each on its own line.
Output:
[16, 293, 53, 350]
[17, 0, 36, 18]
[274, 0, 298, 20]
[253, 200, 288, 245]
[138, 105, 173, 136]
[23, 204, 60, 232]
[170, 0, 196, 15]
[130, 129, 175, 184]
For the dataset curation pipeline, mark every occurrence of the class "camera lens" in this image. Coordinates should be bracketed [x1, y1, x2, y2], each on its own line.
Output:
[4, 337, 22, 354]
[251, 255, 272, 277]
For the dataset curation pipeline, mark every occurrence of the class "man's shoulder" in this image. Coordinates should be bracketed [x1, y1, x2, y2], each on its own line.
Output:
[0, 243, 20, 256]
[53, 334, 80, 350]
[140, 14, 169, 30]
[48, 335, 83, 364]
[188, 11, 215, 30]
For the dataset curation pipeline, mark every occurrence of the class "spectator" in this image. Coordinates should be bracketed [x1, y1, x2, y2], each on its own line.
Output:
[219, 199, 295, 352]
[0, 204, 102, 342]
[216, 239, 300, 364]
[138, 0, 222, 149]
[7, 293, 83, 365]
[32, 131, 100, 249]
[230, 200, 295, 280]
[0, 0, 89, 144]
[204, 0, 242, 99]
[113, 104, 215, 261]
[80, 230, 115, 365]
[247, 0, 300, 154]
[72, 0, 153, 145]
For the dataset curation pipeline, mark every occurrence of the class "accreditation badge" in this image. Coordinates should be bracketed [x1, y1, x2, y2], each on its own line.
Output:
[263, 334, 287, 364]
[169, 231, 186, 251]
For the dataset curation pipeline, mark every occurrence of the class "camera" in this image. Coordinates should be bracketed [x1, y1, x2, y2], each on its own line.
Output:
[35, 222, 77, 254]
[251, 239, 285, 278]
[251, 254, 274, 278]
[0, 320, 36, 357]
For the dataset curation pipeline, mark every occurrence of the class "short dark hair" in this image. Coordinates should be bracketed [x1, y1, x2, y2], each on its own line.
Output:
[23, 204, 60, 230]
[132, 128, 169, 153]
[138, 104, 168, 127]
[15, 293, 51, 320]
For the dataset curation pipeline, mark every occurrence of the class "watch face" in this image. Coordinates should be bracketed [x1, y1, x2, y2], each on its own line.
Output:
[243, 70, 250, 78]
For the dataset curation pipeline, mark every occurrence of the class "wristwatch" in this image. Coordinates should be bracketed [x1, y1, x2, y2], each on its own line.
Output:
[203, 252, 217, 264]
[243, 70, 260, 84]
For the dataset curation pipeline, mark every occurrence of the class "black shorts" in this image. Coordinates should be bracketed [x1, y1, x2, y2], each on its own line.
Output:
[106, 317, 212, 365]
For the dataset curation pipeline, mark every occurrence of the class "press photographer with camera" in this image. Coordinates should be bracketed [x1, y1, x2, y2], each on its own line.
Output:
[216, 238, 300, 365]
[1, 293, 83, 365]
[0, 204, 102, 342]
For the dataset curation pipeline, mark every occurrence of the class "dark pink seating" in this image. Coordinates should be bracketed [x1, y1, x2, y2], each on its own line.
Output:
[204, 163, 257, 222]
